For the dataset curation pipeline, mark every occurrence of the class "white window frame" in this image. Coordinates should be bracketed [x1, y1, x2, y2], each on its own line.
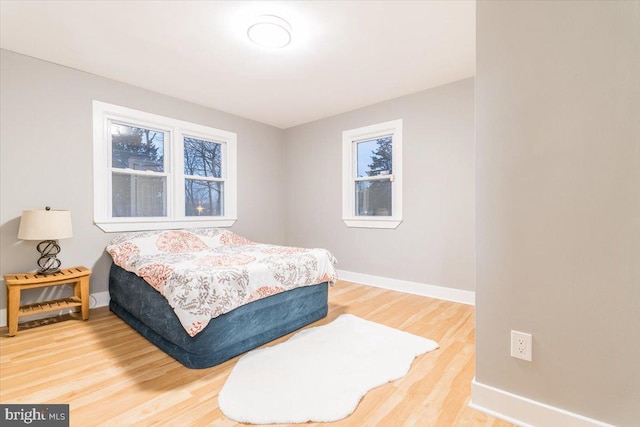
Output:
[93, 101, 237, 232]
[342, 119, 403, 229]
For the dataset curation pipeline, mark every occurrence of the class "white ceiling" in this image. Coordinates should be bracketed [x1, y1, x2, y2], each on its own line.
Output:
[0, 1, 475, 129]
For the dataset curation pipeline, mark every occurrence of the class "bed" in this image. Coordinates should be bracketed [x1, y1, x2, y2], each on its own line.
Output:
[106, 228, 337, 369]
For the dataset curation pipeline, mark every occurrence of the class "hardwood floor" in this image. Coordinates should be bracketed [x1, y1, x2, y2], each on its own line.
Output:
[0, 281, 512, 427]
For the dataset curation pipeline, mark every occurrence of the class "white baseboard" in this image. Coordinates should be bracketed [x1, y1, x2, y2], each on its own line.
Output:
[470, 378, 616, 427]
[336, 269, 475, 305]
[0, 291, 110, 327]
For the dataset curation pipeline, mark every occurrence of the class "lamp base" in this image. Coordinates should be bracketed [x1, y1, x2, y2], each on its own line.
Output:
[37, 267, 62, 275]
[36, 240, 62, 275]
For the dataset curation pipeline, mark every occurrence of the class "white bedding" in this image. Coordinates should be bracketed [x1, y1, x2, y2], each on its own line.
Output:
[107, 228, 337, 336]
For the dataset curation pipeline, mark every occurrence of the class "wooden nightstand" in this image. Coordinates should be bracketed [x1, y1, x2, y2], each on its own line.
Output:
[4, 266, 91, 336]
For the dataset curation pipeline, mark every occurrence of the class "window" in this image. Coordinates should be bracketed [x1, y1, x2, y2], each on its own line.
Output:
[342, 119, 403, 229]
[93, 101, 237, 232]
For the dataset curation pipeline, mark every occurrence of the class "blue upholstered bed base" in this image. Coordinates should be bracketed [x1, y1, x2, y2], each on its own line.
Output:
[108, 264, 328, 369]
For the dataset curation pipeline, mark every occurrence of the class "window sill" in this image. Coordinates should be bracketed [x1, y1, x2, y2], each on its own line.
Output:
[342, 218, 402, 229]
[95, 218, 237, 233]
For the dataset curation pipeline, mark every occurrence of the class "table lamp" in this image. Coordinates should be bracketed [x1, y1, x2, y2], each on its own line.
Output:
[18, 206, 73, 275]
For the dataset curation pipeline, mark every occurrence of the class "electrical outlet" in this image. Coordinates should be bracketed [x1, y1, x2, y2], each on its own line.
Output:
[511, 330, 532, 361]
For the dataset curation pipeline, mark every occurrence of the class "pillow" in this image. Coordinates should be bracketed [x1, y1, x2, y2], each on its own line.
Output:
[106, 228, 254, 265]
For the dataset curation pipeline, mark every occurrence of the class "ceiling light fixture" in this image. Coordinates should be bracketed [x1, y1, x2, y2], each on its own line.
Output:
[247, 15, 292, 49]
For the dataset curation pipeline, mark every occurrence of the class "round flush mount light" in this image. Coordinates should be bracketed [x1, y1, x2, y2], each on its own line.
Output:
[247, 15, 292, 48]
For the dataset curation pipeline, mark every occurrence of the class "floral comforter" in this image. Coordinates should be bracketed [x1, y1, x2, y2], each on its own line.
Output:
[106, 228, 338, 337]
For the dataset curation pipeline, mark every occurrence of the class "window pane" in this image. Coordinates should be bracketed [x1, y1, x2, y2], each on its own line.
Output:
[355, 179, 392, 216]
[356, 136, 392, 178]
[184, 137, 222, 178]
[111, 123, 164, 171]
[185, 179, 224, 216]
[112, 173, 167, 217]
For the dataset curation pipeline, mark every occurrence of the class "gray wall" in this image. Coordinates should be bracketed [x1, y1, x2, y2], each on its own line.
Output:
[0, 49, 286, 310]
[284, 78, 475, 291]
[475, 1, 639, 426]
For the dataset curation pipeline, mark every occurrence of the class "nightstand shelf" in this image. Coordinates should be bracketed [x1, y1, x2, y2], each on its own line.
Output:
[4, 266, 91, 336]
[18, 297, 83, 316]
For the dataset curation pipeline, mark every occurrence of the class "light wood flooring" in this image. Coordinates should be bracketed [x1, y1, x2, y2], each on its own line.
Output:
[0, 281, 512, 427]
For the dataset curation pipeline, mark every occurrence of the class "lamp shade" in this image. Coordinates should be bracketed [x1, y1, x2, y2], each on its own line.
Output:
[18, 209, 73, 240]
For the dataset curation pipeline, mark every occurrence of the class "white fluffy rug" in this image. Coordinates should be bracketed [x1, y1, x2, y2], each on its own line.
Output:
[218, 314, 439, 424]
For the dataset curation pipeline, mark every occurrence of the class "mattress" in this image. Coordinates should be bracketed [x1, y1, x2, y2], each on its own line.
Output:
[109, 264, 329, 369]
[106, 228, 337, 336]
